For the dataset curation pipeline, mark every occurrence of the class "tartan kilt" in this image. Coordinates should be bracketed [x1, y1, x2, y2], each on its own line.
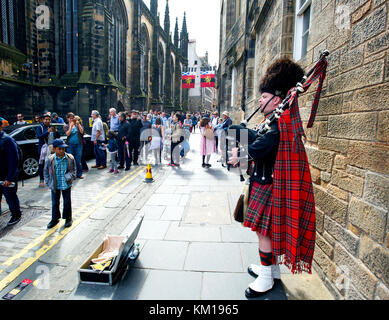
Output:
[243, 181, 273, 236]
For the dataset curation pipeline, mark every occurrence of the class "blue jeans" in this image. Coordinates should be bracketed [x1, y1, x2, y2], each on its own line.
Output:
[0, 182, 21, 217]
[51, 188, 71, 220]
[94, 141, 107, 167]
[67, 144, 83, 177]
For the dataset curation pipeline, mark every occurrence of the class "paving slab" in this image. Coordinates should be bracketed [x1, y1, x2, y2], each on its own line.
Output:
[183, 192, 231, 225]
[112, 267, 150, 300]
[134, 240, 188, 270]
[160, 206, 185, 221]
[201, 272, 276, 300]
[164, 222, 221, 242]
[221, 225, 258, 243]
[137, 220, 171, 240]
[139, 206, 166, 221]
[184, 242, 243, 272]
[137, 270, 202, 300]
[145, 194, 183, 206]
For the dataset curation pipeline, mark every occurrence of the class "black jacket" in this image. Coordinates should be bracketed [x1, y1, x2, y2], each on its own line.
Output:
[117, 120, 130, 142]
[0, 132, 19, 181]
[127, 118, 143, 143]
[247, 121, 280, 185]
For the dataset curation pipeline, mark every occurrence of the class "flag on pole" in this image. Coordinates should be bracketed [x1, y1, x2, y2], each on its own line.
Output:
[200, 71, 215, 88]
[182, 71, 195, 89]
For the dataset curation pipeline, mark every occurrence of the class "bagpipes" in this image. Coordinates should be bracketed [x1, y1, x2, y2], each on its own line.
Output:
[226, 50, 330, 181]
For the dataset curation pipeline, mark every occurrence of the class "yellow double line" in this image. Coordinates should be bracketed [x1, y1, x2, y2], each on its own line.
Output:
[0, 166, 145, 292]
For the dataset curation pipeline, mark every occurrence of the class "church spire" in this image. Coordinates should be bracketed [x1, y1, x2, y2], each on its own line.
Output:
[174, 17, 179, 48]
[180, 12, 188, 58]
[164, 0, 170, 34]
[150, 0, 158, 17]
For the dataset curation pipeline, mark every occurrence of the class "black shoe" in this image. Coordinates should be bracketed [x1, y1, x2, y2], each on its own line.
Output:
[7, 215, 21, 226]
[125, 167, 131, 171]
[118, 166, 124, 169]
[47, 219, 60, 229]
[245, 287, 268, 299]
[133, 163, 139, 166]
[205, 164, 212, 168]
[64, 219, 73, 228]
[202, 163, 206, 168]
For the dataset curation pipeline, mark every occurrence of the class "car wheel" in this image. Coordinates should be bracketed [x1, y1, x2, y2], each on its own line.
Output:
[23, 157, 39, 177]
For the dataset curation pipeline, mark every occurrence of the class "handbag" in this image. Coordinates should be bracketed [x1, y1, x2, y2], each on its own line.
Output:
[233, 181, 251, 223]
[204, 127, 214, 140]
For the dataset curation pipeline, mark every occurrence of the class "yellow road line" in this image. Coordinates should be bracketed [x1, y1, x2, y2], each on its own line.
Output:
[1, 168, 143, 268]
[0, 166, 145, 292]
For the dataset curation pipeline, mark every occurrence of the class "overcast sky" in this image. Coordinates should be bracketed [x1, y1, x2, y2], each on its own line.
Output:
[145, 0, 221, 66]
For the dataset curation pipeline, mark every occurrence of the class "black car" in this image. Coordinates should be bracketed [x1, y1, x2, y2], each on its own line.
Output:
[4, 124, 95, 178]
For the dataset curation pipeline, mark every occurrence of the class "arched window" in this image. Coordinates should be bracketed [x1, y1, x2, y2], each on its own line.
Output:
[107, 0, 127, 84]
[140, 25, 150, 92]
[171, 56, 175, 101]
[0, 0, 25, 51]
[158, 43, 165, 96]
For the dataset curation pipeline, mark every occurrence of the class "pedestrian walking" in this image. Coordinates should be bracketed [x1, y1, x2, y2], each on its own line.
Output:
[117, 112, 131, 171]
[90, 110, 107, 169]
[127, 110, 143, 166]
[104, 131, 120, 174]
[150, 117, 164, 165]
[168, 113, 184, 167]
[44, 139, 76, 229]
[140, 113, 152, 163]
[183, 114, 193, 132]
[0, 119, 22, 226]
[199, 115, 216, 168]
[65, 113, 85, 179]
[36, 114, 53, 187]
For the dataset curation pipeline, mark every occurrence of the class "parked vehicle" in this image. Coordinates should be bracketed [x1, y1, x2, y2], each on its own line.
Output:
[4, 124, 95, 178]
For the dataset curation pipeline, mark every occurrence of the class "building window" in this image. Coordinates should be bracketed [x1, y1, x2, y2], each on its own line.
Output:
[0, 0, 15, 46]
[65, 0, 78, 73]
[293, 0, 311, 61]
[109, 15, 124, 83]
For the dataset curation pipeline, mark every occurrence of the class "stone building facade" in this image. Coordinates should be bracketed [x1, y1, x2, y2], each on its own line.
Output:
[187, 40, 217, 113]
[0, 0, 189, 125]
[218, 0, 389, 300]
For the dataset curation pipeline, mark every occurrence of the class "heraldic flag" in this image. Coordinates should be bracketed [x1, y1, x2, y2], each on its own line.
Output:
[200, 71, 215, 88]
[182, 72, 195, 89]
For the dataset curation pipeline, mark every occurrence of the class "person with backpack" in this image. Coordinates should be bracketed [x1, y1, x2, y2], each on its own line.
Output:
[0, 118, 22, 226]
[44, 139, 76, 229]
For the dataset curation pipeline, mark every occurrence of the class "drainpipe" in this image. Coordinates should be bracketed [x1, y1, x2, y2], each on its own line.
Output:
[241, 0, 250, 114]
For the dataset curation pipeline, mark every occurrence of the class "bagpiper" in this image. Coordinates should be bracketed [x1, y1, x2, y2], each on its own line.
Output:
[242, 58, 318, 298]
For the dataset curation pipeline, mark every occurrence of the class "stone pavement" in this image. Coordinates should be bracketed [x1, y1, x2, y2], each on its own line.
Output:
[70, 132, 334, 300]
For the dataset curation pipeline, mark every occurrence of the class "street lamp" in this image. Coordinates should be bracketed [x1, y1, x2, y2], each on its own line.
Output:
[23, 61, 34, 114]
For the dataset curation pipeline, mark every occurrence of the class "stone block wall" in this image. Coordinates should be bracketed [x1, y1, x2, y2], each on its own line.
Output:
[218, 0, 389, 300]
[297, 0, 389, 300]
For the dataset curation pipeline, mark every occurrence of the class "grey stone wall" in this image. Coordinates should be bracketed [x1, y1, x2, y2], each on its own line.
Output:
[218, 0, 389, 300]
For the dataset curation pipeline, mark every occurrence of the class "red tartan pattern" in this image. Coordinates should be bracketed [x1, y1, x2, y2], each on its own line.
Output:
[244, 182, 273, 236]
[272, 110, 316, 274]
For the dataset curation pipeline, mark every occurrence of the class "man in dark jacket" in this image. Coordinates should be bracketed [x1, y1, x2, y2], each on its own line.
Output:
[0, 119, 22, 226]
[36, 114, 54, 187]
[127, 110, 143, 166]
[117, 112, 131, 171]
